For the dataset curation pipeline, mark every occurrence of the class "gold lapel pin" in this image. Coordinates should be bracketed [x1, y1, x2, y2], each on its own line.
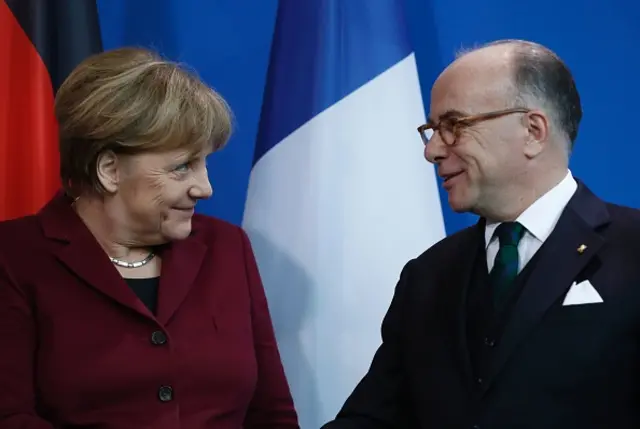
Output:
[577, 244, 587, 254]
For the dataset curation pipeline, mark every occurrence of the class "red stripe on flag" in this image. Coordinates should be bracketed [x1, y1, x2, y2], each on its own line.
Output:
[0, 0, 60, 221]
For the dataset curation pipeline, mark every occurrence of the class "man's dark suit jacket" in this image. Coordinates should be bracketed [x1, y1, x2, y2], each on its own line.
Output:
[323, 181, 640, 429]
[0, 192, 299, 429]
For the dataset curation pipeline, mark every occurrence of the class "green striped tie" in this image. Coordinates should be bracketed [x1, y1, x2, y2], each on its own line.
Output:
[490, 222, 526, 308]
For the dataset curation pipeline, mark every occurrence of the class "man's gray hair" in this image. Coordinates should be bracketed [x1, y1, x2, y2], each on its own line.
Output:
[458, 39, 582, 152]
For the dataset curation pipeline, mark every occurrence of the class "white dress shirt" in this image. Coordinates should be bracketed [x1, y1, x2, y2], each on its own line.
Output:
[485, 170, 578, 273]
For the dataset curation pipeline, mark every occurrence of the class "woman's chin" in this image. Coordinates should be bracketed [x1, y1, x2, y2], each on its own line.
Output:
[162, 219, 193, 241]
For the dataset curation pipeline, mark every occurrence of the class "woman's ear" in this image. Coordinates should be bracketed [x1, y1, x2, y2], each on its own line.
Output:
[96, 151, 119, 193]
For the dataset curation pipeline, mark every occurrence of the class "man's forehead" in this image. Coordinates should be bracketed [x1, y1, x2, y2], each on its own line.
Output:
[429, 52, 513, 118]
[428, 74, 481, 120]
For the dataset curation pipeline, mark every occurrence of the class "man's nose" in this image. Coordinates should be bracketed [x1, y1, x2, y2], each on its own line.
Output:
[424, 133, 448, 164]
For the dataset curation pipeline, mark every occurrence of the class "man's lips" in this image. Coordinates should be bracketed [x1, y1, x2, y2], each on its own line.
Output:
[440, 171, 464, 189]
[440, 171, 463, 182]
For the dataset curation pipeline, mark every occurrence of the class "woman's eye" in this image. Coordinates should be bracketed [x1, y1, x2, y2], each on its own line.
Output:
[174, 162, 190, 172]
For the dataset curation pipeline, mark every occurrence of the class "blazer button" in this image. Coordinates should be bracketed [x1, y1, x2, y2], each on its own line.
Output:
[484, 337, 495, 347]
[158, 385, 173, 402]
[151, 331, 167, 345]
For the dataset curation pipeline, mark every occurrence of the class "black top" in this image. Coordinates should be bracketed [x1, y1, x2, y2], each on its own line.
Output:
[125, 277, 160, 314]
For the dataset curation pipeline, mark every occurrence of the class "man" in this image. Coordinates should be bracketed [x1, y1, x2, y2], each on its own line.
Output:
[322, 40, 640, 428]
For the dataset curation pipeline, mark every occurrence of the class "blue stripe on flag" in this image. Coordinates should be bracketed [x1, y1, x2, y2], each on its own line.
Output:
[253, 0, 413, 164]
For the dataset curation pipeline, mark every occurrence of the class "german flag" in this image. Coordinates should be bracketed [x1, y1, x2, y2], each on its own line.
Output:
[0, 0, 102, 221]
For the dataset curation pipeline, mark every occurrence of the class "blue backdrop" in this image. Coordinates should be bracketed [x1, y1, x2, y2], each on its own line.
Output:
[96, 0, 640, 234]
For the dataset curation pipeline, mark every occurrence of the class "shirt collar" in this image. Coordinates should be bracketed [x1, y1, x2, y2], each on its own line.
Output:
[485, 170, 578, 248]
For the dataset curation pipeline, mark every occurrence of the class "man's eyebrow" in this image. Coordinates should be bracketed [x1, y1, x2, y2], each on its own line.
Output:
[439, 109, 469, 120]
[426, 109, 469, 123]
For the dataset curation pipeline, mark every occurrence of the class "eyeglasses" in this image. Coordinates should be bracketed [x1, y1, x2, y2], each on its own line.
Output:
[417, 107, 530, 146]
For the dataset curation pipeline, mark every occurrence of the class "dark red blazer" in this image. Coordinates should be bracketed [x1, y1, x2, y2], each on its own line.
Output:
[0, 192, 299, 429]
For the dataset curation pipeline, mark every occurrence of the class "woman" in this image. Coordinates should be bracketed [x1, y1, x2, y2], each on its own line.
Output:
[0, 47, 299, 429]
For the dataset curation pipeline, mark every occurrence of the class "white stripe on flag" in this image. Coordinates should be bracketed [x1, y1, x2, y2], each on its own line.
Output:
[243, 52, 445, 427]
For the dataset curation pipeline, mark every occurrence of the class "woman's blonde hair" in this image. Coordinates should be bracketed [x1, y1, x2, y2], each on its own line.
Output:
[55, 46, 233, 197]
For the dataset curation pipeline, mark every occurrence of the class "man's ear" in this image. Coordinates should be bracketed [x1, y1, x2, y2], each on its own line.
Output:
[523, 110, 549, 159]
[96, 151, 119, 193]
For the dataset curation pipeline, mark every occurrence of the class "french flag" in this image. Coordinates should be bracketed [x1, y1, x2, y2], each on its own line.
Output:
[242, 1, 446, 426]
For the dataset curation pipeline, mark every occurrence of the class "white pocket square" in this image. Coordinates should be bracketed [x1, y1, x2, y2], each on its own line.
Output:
[562, 279, 603, 306]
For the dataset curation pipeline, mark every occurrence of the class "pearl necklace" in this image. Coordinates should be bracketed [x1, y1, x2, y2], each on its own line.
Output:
[109, 252, 155, 268]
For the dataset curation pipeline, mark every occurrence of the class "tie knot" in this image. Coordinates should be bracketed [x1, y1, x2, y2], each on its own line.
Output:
[494, 221, 525, 247]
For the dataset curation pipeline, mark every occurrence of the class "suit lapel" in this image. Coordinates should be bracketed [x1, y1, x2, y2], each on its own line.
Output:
[41, 192, 152, 318]
[481, 182, 609, 394]
[443, 222, 485, 387]
[155, 236, 207, 325]
[39, 191, 209, 323]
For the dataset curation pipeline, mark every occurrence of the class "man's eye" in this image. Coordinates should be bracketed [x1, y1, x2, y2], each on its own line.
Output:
[441, 119, 458, 132]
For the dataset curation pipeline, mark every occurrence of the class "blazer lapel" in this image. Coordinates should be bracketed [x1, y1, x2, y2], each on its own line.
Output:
[481, 182, 610, 394]
[155, 235, 207, 325]
[443, 221, 485, 387]
[40, 192, 152, 318]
